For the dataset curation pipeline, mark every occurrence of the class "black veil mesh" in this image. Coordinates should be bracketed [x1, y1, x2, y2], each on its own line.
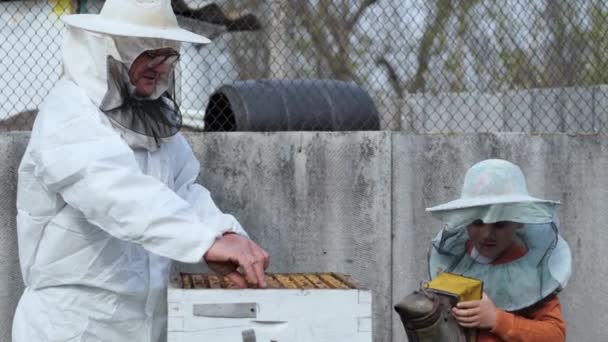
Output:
[100, 56, 182, 143]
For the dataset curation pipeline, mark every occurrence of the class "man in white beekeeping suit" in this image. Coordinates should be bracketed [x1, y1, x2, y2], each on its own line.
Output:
[12, 0, 269, 341]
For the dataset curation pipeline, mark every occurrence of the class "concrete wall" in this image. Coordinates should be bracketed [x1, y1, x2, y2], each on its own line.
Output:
[402, 86, 608, 134]
[1, 132, 606, 341]
[0, 134, 27, 342]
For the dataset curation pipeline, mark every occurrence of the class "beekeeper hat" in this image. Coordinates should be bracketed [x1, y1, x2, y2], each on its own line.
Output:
[425, 159, 561, 228]
[427, 159, 559, 212]
[62, 0, 211, 44]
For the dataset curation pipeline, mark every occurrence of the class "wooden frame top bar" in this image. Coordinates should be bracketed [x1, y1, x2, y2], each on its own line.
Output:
[177, 273, 360, 290]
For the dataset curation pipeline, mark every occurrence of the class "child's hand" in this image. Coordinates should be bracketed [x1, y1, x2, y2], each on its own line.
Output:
[452, 292, 497, 329]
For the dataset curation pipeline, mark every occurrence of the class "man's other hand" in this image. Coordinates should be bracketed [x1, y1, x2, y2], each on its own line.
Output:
[203, 233, 269, 288]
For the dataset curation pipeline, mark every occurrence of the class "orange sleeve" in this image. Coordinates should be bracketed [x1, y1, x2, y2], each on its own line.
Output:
[489, 295, 566, 342]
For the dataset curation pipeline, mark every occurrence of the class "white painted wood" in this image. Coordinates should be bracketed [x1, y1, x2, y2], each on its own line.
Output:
[167, 286, 372, 342]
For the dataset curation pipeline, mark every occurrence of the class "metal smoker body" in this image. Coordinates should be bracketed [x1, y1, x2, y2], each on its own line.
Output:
[394, 289, 473, 342]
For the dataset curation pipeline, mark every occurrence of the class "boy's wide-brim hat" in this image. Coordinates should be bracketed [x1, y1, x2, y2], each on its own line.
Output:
[62, 0, 211, 44]
[427, 159, 559, 212]
[426, 159, 560, 227]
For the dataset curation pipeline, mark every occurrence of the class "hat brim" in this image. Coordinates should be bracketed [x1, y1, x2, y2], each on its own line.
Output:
[426, 195, 559, 212]
[63, 14, 211, 45]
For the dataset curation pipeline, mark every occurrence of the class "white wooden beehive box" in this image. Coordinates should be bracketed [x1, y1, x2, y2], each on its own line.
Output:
[167, 273, 372, 342]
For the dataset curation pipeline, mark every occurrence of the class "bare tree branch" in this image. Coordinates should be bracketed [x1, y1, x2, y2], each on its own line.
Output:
[346, 0, 378, 32]
[289, 0, 359, 81]
[407, 0, 453, 93]
[292, 1, 335, 68]
[376, 55, 404, 99]
[321, 0, 345, 51]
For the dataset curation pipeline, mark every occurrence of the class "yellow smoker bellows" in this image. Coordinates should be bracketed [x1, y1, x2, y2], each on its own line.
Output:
[426, 272, 483, 302]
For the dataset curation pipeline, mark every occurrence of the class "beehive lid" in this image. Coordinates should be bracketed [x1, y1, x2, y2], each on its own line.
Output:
[176, 273, 361, 290]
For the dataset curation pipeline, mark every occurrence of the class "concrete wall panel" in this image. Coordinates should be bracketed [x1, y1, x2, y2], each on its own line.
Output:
[0, 134, 27, 342]
[406, 93, 504, 133]
[186, 132, 393, 342]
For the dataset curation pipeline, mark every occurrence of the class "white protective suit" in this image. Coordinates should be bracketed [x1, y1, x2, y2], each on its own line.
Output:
[12, 26, 246, 342]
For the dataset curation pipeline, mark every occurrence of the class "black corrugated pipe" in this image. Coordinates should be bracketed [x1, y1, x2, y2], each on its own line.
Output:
[204, 79, 380, 131]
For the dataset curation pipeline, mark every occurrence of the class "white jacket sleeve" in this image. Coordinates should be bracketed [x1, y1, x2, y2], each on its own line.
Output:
[30, 85, 221, 263]
[171, 134, 248, 237]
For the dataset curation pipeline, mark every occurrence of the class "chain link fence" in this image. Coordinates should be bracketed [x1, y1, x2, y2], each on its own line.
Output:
[1, 0, 607, 133]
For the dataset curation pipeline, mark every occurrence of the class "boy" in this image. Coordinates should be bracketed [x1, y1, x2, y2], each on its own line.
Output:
[426, 159, 571, 341]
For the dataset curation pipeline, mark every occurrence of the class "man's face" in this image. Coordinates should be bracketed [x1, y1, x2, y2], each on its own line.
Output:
[128, 48, 179, 98]
[466, 220, 520, 259]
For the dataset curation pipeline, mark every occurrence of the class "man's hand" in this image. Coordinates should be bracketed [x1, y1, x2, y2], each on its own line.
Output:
[452, 292, 497, 329]
[203, 233, 269, 288]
